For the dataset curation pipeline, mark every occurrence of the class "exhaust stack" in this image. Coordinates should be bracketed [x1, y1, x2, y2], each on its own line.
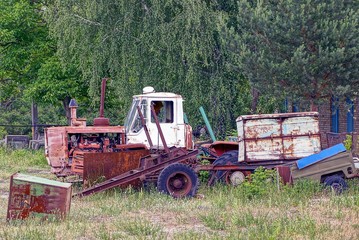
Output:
[69, 99, 86, 127]
[93, 78, 110, 126]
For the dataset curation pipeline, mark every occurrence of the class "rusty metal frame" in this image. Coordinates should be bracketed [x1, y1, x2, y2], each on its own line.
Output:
[149, 104, 170, 153]
[136, 105, 153, 148]
[74, 149, 198, 197]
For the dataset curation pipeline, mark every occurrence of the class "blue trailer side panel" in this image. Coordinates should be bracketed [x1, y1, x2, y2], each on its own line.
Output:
[296, 143, 347, 169]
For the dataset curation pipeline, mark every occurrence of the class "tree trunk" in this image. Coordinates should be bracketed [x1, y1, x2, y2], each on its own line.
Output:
[310, 98, 318, 111]
[31, 102, 38, 140]
[251, 87, 260, 113]
[62, 96, 71, 125]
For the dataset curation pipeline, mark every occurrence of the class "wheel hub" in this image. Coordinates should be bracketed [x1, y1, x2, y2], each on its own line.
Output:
[167, 172, 192, 197]
[172, 178, 184, 188]
[229, 171, 245, 186]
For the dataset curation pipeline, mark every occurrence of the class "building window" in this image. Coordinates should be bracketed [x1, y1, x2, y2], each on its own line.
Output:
[283, 98, 288, 113]
[292, 102, 299, 112]
[331, 97, 339, 133]
[346, 98, 354, 132]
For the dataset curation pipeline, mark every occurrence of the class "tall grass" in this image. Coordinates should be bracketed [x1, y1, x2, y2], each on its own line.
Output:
[0, 150, 359, 239]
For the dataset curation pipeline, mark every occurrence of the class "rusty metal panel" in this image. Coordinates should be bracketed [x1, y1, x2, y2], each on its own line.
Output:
[44, 127, 68, 167]
[208, 141, 238, 157]
[7, 173, 72, 220]
[237, 112, 321, 162]
[276, 166, 293, 185]
[83, 150, 149, 187]
[65, 126, 125, 134]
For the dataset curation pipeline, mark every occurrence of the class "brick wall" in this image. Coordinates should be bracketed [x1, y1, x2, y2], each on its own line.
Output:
[317, 98, 358, 149]
[318, 102, 331, 149]
[287, 98, 358, 149]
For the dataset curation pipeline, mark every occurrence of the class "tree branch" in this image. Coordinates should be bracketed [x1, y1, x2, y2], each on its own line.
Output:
[72, 14, 102, 26]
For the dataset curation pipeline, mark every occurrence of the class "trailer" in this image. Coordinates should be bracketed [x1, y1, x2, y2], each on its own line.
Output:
[197, 112, 322, 186]
[289, 143, 359, 193]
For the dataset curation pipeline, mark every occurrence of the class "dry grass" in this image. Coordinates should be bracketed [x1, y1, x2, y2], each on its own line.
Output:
[0, 148, 359, 239]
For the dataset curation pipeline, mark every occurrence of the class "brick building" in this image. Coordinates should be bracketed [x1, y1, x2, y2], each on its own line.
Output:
[318, 98, 358, 149]
[288, 98, 358, 149]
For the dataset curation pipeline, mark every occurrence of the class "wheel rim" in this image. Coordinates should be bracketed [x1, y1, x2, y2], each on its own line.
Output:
[229, 171, 245, 186]
[330, 183, 343, 194]
[166, 172, 192, 198]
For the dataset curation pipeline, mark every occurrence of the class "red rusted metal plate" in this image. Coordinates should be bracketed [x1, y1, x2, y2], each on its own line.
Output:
[276, 166, 293, 185]
[7, 173, 72, 220]
[208, 141, 238, 157]
[83, 150, 149, 188]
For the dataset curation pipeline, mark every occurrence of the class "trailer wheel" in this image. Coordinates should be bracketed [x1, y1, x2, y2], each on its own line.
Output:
[157, 163, 199, 198]
[226, 171, 246, 186]
[324, 175, 348, 194]
[211, 150, 239, 185]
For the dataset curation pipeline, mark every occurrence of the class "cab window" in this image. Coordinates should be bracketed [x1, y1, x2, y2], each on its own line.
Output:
[151, 101, 174, 123]
[131, 100, 147, 133]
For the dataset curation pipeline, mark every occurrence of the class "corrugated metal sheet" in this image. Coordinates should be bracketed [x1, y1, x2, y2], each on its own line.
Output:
[7, 173, 72, 220]
[237, 112, 321, 162]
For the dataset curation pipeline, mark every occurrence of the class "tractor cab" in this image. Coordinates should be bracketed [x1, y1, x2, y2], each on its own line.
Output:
[125, 87, 193, 150]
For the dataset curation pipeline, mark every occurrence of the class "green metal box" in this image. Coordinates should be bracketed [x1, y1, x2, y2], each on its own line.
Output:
[7, 173, 72, 220]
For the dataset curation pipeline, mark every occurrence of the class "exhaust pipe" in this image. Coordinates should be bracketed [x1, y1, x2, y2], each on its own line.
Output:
[93, 78, 110, 126]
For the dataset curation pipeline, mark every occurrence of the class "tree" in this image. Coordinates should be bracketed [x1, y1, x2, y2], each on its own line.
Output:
[227, 0, 358, 110]
[0, 0, 86, 126]
[45, 0, 251, 137]
[0, 0, 51, 101]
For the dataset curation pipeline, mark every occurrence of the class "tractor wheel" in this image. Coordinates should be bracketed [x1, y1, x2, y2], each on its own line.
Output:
[324, 175, 348, 194]
[157, 163, 199, 198]
[211, 150, 239, 184]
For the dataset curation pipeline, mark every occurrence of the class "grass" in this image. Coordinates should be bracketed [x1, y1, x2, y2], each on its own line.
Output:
[0, 148, 359, 239]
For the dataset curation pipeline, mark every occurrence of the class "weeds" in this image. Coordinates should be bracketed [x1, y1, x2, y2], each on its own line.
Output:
[119, 218, 163, 237]
[1, 149, 359, 239]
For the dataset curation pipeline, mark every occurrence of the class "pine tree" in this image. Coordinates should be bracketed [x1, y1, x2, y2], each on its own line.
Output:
[227, 0, 358, 109]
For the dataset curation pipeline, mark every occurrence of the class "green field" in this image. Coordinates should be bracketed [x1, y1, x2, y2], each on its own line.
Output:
[0, 148, 359, 239]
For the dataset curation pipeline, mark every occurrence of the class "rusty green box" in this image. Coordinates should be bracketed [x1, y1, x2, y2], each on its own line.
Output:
[7, 173, 72, 220]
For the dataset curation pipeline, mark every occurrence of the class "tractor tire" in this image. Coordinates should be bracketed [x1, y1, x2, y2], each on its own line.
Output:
[157, 163, 199, 198]
[324, 175, 348, 194]
[211, 150, 239, 185]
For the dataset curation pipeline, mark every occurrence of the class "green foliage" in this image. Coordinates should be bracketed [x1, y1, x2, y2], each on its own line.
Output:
[0, 97, 68, 137]
[241, 167, 276, 199]
[343, 134, 353, 151]
[0, 98, 32, 136]
[25, 56, 85, 106]
[227, 0, 359, 107]
[198, 160, 211, 183]
[45, 0, 251, 136]
[0, 0, 52, 99]
[0, 0, 86, 128]
[225, 128, 237, 141]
